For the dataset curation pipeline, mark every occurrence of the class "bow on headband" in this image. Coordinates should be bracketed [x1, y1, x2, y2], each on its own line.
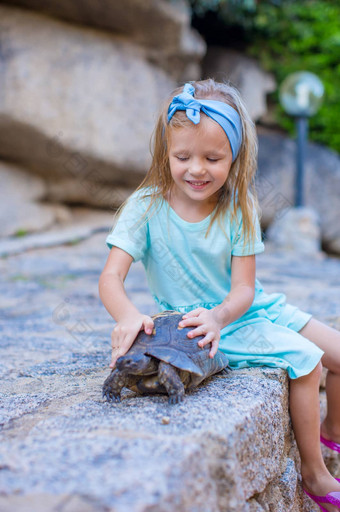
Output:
[167, 83, 242, 162]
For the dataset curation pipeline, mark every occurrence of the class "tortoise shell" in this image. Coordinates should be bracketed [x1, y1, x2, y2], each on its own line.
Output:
[103, 310, 230, 403]
[123, 310, 229, 382]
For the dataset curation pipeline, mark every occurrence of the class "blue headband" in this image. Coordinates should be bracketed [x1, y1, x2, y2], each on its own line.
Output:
[167, 83, 242, 162]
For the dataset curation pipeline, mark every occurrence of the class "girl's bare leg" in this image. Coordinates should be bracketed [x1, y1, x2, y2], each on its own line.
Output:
[290, 318, 340, 510]
[299, 318, 340, 443]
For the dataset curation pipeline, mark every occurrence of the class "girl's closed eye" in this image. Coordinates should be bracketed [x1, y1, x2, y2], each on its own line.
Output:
[176, 155, 189, 161]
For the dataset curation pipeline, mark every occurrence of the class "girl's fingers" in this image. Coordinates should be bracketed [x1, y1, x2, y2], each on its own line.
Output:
[110, 316, 153, 368]
[197, 332, 215, 347]
[143, 317, 154, 335]
[179, 317, 202, 329]
[110, 352, 118, 368]
[187, 325, 207, 338]
[182, 308, 204, 319]
[110, 349, 120, 368]
[209, 340, 219, 358]
[110, 333, 132, 366]
[196, 333, 220, 357]
[110, 348, 124, 368]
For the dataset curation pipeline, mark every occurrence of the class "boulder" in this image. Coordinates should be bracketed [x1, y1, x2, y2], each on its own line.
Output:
[0, 0, 206, 80]
[257, 131, 340, 255]
[0, 161, 70, 237]
[45, 177, 133, 209]
[0, 207, 114, 257]
[266, 207, 322, 256]
[0, 5, 175, 194]
[0, 160, 117, 242]
[202, 47, 276, 121]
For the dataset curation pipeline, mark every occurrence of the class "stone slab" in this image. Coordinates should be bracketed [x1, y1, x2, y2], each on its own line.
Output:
[1, 230, 339, 511]
[0, 208, 113, 256]
[0, 5, 175, 187]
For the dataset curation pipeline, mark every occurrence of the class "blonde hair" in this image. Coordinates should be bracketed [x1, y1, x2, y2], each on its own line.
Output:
[122, 78, 260, 245]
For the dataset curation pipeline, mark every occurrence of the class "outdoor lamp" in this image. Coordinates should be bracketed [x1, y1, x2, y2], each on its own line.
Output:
[279, 71, 324, 207]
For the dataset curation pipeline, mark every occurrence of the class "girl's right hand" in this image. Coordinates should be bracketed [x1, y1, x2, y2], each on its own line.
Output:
[110, 314, 154, 368]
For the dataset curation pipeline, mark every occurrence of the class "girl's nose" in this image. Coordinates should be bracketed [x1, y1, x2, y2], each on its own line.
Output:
[189, 159, 206, 177]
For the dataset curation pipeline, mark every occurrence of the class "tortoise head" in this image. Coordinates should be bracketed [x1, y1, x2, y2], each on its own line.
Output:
[116, 352, 158, 375]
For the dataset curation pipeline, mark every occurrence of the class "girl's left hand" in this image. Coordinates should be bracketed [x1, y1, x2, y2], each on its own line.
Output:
[178, 307, 223, 359]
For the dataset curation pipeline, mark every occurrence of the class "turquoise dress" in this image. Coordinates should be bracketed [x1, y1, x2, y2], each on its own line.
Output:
[106, 190, 323, 379]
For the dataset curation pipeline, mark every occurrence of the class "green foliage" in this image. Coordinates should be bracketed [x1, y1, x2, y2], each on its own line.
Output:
[14, 229, 28, 237]
[191, 0, 257, 24]
[190, 0, 340, 152]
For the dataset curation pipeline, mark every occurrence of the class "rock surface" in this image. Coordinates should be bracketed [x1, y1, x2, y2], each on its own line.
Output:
[266, 206, 322, 255]
[0, 5, 175, 192]
[202, 47, 276, 121]
[257, 130, 340, 254]
[1, 1, 339, 256]
[0, 219, 339, 511]
[0, 0, 206, 79]
[0, 162, 72, 237]
[0, 207, 113, 257]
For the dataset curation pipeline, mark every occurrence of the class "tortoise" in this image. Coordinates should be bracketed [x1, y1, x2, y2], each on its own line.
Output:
[102, 310, 229, 404]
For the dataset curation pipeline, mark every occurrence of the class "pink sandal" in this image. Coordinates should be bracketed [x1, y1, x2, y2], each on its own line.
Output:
[303, 488, 340, 511]
[303, 480, 340, 511]
[321, 434, 340, 453]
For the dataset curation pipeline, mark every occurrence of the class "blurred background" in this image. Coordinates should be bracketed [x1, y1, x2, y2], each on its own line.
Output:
[1, 0, 339, 255]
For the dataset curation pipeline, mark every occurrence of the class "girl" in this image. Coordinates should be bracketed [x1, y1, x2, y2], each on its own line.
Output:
[99, 79, 340, 511]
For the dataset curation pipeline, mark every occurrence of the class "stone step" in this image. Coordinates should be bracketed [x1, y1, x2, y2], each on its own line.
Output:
[0, 232, 339, 511]
[0, 366, 309, 511]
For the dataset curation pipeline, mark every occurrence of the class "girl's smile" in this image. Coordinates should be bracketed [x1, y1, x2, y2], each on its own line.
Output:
[185, 180, 210, 190]
[168, 115, 233, 217]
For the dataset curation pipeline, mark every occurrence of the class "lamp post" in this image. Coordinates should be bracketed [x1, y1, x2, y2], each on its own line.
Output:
[279, 71, 324, 207]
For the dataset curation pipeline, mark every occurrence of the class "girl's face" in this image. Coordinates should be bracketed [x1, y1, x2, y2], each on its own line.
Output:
[168, 115, 233, 209]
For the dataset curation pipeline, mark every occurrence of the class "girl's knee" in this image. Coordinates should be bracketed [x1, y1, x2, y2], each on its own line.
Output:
[310, 361, 323, 380]
[292, 361, 322, 383]
[326, 359, 340, 375]
[316, 359, 323, 371]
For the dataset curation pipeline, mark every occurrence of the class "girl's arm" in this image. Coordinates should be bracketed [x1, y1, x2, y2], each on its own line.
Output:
[99, 247, 154, 368]
[214, 254, 256, 326]
[179, 255, 256, 357]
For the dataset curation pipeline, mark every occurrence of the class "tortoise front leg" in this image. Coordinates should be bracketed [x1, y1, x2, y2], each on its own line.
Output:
[102, 369, 137, 403]
[158, 361, 185, 404]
